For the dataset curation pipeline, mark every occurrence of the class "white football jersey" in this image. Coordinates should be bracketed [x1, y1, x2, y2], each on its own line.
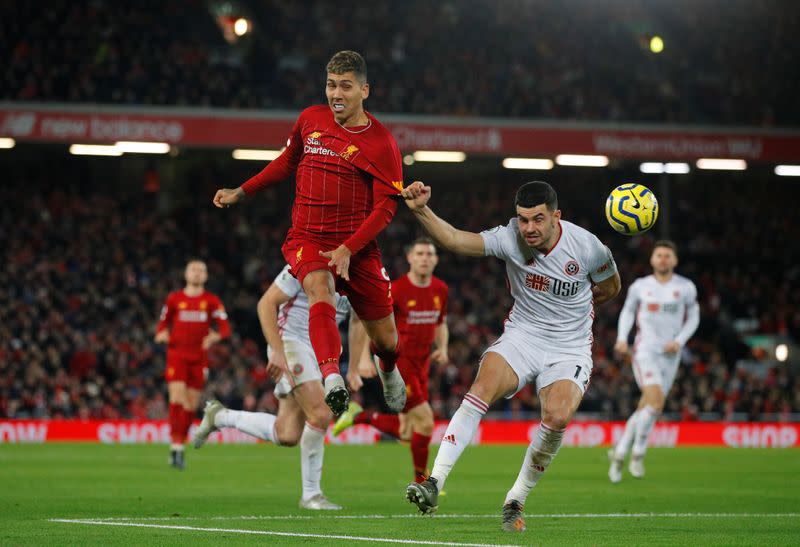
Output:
[480, 218, 617, 350]
[617, 274, 699, 352]
[273, 264, 351, 344]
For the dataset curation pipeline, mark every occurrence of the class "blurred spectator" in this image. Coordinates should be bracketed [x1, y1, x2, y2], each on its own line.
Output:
[2, 158, 798, 421]
[1, 0, 798, 125]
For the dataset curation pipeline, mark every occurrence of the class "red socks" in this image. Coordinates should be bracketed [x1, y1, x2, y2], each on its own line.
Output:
[356, 412, 400, 438]
[371, 340, 401, 373]
[309, 302, 341, 379]
[411, 432, 432, 483]
[169, 403, 185, 444]
[181, 408, 194, 441]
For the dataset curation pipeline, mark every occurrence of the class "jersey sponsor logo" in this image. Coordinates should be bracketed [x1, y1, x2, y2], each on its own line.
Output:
[407, 310, 440, 324]
[178, 310, 208, 322]
[178, 301, 188, 309]
[433, 295, 441, 309]
[525, 273, 550, 292]
[525, 273, 580, 297]
[407, 299, 416, 307]
[564, 260, 580, 276]
[662, 302, 680, 314]
[309, 131, 322, 139]
[199, 300, 207, 310]
[647, 303, 660, 312]
[304, 143, 339, 157]
[340, 144, 359, 160]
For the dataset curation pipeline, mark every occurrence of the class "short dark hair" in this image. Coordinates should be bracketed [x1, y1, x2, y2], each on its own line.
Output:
[326, 50, 367, 84]
[406, 236, 436, 254]
[653, 240, 678, 256]
[515, 181, 558, 211]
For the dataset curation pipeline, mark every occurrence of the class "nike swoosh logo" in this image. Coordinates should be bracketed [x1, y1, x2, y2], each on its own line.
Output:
[628, 189, 641, 208]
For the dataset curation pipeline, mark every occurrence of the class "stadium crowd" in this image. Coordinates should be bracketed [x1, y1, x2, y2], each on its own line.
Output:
[1, 0, 798, 126]
[2, 161, 798, 422]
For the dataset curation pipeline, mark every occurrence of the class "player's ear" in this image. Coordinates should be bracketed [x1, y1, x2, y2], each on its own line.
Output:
[361, 82, 369, 100]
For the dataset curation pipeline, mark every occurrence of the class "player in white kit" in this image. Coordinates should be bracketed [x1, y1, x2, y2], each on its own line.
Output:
[608, 240, 699, 483]
[400, 180, 621, 532]
[192, 264, 367, 509]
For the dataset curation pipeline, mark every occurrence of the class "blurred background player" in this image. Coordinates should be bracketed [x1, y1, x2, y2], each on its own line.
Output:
[212, 50, 406, 417]
[154, 259, 230, 470]
[609, 240, 700, 482]
[193, 264, 367, 509]
[334, 237, 449, 484]
[401, 180, 620, 531]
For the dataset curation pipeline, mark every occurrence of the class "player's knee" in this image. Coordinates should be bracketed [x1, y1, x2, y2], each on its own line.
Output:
[274, 422, 302, 446]
[307, 407, 332, 431]
[541, 408, 571, 431]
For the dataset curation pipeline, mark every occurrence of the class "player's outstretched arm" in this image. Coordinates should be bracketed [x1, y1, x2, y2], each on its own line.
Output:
[257, 284, 292, 380]
[592, 272, 622, 306]
[401, 181, 485, 257]
[213, 187, 246, 208]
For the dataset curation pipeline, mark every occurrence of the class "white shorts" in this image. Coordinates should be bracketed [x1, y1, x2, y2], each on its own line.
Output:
[632, 348, 680, 392]
[268, 339, 321, 398]
[482, 326, 593, 398]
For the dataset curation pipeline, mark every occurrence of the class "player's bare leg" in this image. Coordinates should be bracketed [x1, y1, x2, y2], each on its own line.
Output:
[292, 381, 341, 510]
[167, 381, 189, 470]
[629, 384, 665, 478]
[503, 379, 581, 531]
[407, 352, 518, 515]
[195, 394, 305, 447]
[303, 270, 348, 415]
[363, 314, 407, 412]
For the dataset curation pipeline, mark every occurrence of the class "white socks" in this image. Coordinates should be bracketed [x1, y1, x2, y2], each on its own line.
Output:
[632, 405, 659, 457]
[505, 423, 565, 505]
[214, 409, 280, 445]
[430, 393, 488, 490]
[613, 409, 640, 460]
[300, 422, 327, 501]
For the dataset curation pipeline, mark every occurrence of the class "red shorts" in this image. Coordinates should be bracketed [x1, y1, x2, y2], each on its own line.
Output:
[397, 356, 431, 412]
[165, 350, 208, 390]
[282, 237, 393, 321]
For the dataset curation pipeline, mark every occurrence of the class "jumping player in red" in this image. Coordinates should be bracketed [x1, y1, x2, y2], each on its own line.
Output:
[213, 50, 406, 416]
[155, 259, 230, 469]
[334, 238, 449, 483]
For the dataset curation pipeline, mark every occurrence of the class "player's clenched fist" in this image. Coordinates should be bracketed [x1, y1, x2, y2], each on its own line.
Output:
[401, 181, 432, 210]
[213, 187, 246, 208]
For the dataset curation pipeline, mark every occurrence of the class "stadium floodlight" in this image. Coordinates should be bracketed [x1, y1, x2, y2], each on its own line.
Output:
[775, 165, 800, 177]
[69, 144, 123, 156]
[696, 158, 747, 170]
[640, 162, 690, 174]
[665, 162, 690, 174]
[115, 141, 171, 154]
[555, 154, 609, 167]
[775, 344, 788, 362]
[403, 154, 415, 166]
[502, 157, 554, 170]
[412, 151, 466, 162]
[0, 137, 15, 149]
[234, 18, 249, 36]
[650, 36, 664, 54]
[232, 149, 282, 161]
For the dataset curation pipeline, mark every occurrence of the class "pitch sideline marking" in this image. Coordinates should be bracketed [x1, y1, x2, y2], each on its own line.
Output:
[49, 519, 517, 547]
[51, 512, 800, 522]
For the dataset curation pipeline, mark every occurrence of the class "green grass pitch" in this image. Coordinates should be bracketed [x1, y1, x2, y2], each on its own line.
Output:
[1, 443, 798, 545]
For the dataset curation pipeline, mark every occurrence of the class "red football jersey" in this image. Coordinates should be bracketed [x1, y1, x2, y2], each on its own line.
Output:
[241, 105, 404, 253]
[392, 275, 449, 361]
[156, 290, 231, 357]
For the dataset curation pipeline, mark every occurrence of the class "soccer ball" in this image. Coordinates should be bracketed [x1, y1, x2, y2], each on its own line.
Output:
[605, 183, 658, 235]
